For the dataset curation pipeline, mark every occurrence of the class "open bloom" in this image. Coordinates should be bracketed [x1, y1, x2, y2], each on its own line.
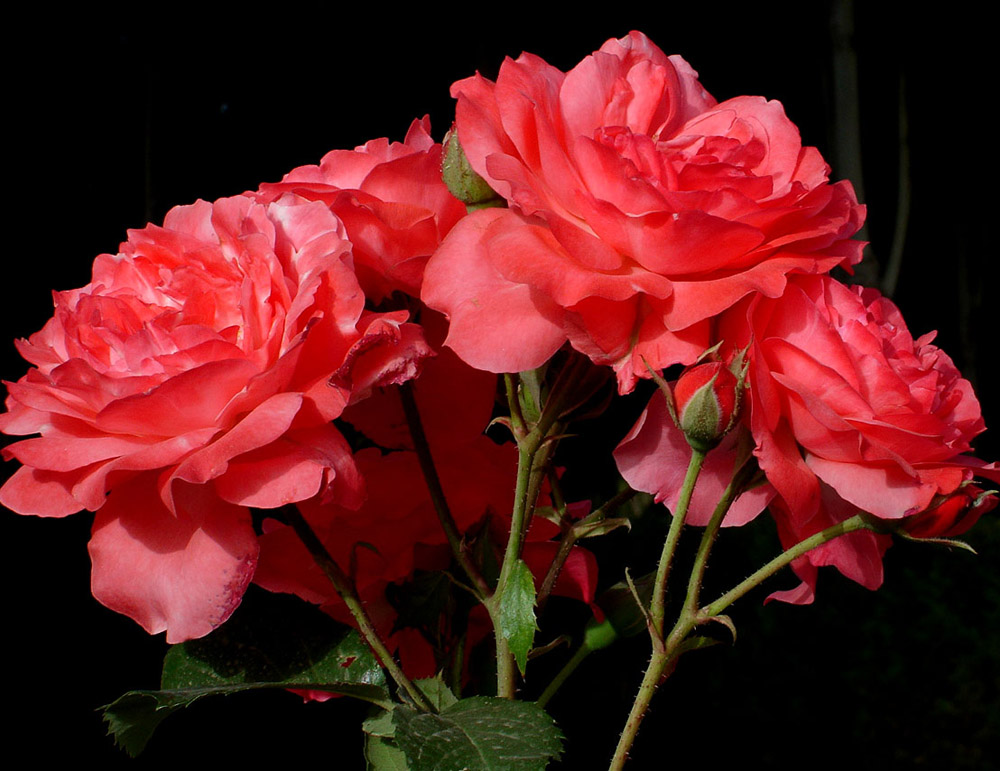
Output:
[256, 117, 466, 301]
[0, 193, 430, 640]
[719, 274, 998, 602]
[423, 31, 865, 391]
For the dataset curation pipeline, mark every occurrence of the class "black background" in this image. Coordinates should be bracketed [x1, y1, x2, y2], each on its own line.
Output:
[3, 3, 998, 766]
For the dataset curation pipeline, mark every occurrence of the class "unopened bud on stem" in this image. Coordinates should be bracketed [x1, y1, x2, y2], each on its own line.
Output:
[673, 362, 742, 452]
[902, 483, 997, 539]
[441, 127, 505, 209]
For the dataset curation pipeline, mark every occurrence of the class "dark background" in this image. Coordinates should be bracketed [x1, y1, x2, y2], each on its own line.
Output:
[3, 2, 997, 766]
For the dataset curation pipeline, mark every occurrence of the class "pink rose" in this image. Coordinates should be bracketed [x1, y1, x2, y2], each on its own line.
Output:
[423, 31, 865, 392]
[0, 193, 431, 641]
[718, 275, 999, 602]
[256, 117, 466, 301]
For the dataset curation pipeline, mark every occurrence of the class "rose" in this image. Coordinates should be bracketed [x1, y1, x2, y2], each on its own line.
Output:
[718, 274, 999, 602]
[0, 193, 431, 641]
[901, 484, 997, 539]
[256, 117, 466, 301]
[422, 31, 865, 392]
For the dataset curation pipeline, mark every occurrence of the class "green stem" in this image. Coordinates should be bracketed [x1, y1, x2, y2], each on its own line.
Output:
[609, 510, 875, 768]
[537, 487, 638, 614]
[681, 462, 755, 618]
[609, 648, 676, 771]
[448, 633, 466, 698]
[536, 526, 576, 617]
[536, 643, 593, 709]
[649, 448, 706, 638]
[284, 506, 436, 713]
[504, 373, 527, 437]
[492, 365, 580, 698]
[702, 513, 874, 618]
[493, 436, 537, 699]
[400, 382, 489, 599]
[523, 431, 559, 548]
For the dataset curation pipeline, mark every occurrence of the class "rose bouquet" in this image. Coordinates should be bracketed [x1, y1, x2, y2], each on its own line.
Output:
[3, 29, 996, 768]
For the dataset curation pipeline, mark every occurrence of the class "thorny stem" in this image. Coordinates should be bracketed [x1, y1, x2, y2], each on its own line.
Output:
[610, 512, 876, 768]
[284, 506, 436, 713]
[649, 448, 706, 638]
[537, 487, 638, 614]
[609, 448, 708, 769]
[609, 647, 678, 771]
[400, 382, 490, 598]
[681, 462, 757, 618]
[492, 362, 585, 698]
[493, 434, 539, 699]
[536, 527, 576, 618]
[702, 513, 874, 618]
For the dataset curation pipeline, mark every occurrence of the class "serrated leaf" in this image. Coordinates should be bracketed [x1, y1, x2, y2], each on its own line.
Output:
[414, 676, 460, 711]
[102, 690, 201, 758]
[103, 590, 389, 756]
[392, 696, 563, 771]
[365, 731, 411, 771]
[364, 708, 398, 739]
[498, 559, 537, 674]
[362, 680, 457, 771]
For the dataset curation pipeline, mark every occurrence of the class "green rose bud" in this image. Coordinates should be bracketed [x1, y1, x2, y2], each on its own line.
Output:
[673, 362, 742, 452]
[441, 127, 505, 209]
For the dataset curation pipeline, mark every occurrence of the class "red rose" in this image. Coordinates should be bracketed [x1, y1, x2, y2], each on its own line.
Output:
[719, 275, 999, 602]
[257, 117, 466, 301]
[0, 193, 431, 641]
[902, 484, 997, 539]
[423, 31, 865, 392]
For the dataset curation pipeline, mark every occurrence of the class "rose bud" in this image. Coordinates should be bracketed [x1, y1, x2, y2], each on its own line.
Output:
[902, 484, 998, 539]
[673, 361, 743, 452]
[441, 127, 504, 209]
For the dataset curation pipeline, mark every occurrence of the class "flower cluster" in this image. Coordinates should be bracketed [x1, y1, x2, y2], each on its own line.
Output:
[1, 30, 995, 684]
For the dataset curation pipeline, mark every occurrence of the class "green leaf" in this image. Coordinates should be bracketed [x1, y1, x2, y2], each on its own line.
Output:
[102, 591, 389, 756]
[498, 559, 537, 674]
[391, 696, 563, 770]
[364, 708, 398, 738]
[364, 707, 408, 770]
[102, 691, 200, 758]
[365, 733, 412, 771]
[362, 679, 458, 771]
[413, 676, 460, 711]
